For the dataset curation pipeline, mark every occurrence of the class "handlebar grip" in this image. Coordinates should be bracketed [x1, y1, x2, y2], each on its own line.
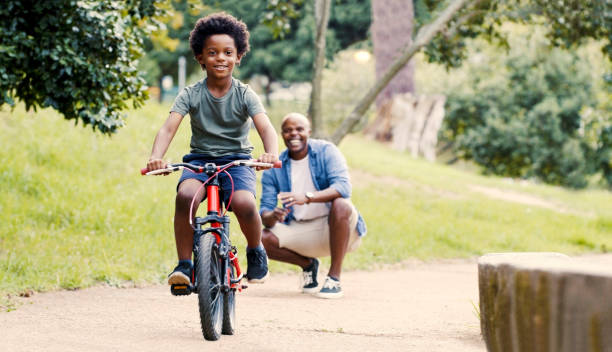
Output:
[140, 168, 148, 175]
[273, 160, 282, 168]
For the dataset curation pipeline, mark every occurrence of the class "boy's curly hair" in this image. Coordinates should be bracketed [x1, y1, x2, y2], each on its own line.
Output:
[189, 12, 250, 58]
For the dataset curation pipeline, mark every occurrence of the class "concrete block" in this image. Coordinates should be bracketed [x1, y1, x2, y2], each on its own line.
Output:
[478, 252, 612, 352]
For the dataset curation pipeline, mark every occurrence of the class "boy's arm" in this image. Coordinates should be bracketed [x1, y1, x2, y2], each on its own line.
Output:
[252, 112, 279, 163]
[146, 112, 184, 171]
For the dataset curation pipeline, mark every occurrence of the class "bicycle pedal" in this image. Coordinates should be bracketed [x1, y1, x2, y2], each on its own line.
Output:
[170, 284, 192, 296]
[241, 284, 248, 290]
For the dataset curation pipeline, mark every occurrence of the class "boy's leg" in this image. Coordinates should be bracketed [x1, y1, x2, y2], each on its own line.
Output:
[231, 190, 269, 282]
[168, 178, 206, 285]
[230, 190, 262, 249]
[174, 178, 206, 260]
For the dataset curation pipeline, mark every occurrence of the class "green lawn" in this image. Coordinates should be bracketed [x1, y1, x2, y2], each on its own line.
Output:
[1, 102, 611, 304]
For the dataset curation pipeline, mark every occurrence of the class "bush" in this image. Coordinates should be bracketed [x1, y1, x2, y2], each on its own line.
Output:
[443, 45, 611, 188]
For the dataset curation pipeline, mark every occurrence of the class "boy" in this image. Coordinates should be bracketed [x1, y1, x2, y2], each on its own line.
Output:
[145, 12, 278, 285]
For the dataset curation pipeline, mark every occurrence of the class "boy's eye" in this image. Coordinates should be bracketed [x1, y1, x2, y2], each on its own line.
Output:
[208, 51, 216, 55]
[226, 51, 232, 55]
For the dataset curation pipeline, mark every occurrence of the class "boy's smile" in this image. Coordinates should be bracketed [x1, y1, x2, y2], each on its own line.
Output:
[197, 34, 242, 82]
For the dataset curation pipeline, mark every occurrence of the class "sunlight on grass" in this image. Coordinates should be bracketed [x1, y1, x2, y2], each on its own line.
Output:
[1, 102, 611, 297]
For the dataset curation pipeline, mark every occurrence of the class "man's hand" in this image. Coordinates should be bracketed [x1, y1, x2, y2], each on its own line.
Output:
[279, 192, 307, 207]
[262, 207, 290, 228]
[271, 207, 290, 222]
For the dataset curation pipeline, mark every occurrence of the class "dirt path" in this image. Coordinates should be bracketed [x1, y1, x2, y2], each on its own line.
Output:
[0, 260, 484, 352]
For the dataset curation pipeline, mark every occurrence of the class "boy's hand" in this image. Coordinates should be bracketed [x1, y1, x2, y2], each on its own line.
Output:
[146, 158, 169, 175]
[256, 152, 278, 170]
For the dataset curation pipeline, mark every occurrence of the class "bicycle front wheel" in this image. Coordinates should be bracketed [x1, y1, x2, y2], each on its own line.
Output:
[222, 265, 236, 335]
[196, 234, 224, 341]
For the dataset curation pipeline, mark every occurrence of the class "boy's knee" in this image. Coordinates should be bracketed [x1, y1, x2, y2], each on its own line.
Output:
[231, 192, 257, 218]
[175, 189, 199, 211]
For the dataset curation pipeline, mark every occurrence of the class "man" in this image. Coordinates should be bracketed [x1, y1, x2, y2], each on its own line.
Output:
[259, 113, 367, 299]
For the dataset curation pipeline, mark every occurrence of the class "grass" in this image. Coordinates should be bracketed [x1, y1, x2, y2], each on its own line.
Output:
[1, 102, 611, 302]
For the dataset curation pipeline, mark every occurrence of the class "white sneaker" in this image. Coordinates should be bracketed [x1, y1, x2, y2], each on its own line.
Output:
[316, 276, 343, 299]
[301, 258, 319, 293]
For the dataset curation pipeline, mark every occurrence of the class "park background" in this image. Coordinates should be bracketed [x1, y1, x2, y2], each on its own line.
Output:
[0, 0, 611, 311]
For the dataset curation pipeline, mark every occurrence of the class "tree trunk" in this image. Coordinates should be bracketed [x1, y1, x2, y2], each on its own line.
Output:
[308, 0, 331, 138]
[371, 0, 415, 111]
[264, 77, 272, 107]
[330, 0, 477, 145]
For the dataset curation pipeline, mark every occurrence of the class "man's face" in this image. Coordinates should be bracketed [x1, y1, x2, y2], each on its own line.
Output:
[281, 115, 311, 159]
[196, 34, 241, 80]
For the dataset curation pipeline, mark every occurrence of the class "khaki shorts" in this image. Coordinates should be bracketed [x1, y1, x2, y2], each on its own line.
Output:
[267, 202, 361, 258]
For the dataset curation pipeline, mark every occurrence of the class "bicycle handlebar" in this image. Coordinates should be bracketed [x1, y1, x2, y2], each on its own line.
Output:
[141, 160, 282, 176]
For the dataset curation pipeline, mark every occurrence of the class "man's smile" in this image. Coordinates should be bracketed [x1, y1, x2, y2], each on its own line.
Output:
[289, 139, 302, 147]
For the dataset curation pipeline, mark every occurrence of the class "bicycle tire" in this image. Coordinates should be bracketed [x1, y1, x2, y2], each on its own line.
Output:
[196, 234, 223, 341]
[222, 266, 236, 335]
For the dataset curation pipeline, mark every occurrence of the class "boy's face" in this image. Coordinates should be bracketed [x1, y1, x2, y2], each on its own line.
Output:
[196, 34, 242, 81]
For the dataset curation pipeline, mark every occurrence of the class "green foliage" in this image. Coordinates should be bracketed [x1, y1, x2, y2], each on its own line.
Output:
[139, 0, 209, 87]
[261, 0, 304, 39]
[415, 0, 611, 71]
[442, 38, 611, 188]
[0, 0, 164, 134]
[215, 0, 371, 85]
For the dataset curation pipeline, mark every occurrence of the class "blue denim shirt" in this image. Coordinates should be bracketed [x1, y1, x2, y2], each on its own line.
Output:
[260, 139, 366, 237]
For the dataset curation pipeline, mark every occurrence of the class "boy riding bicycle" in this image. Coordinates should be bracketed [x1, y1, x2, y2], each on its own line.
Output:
[145, 12, 278, 286]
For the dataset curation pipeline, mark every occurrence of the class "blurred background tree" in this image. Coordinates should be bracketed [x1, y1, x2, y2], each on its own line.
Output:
[140, 0, 371, 107]
[441, 34, 609, 188]
[1, 0, 609, 188]
[0, 0, 164, 133]
[138, 0, 208, 101]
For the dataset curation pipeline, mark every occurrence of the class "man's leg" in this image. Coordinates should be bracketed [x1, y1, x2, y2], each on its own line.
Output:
[327, 198, 353, 279]
[262, 228, 320, 293]
[261, 229, 312, 269]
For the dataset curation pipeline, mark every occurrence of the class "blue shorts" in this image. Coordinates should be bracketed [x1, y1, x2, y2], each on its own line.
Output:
[177, 153, 256, 210]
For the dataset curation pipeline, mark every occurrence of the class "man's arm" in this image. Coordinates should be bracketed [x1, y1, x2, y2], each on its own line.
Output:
[146, 112, 184, 171]
[322, 143, 352, 198]
[259, 170, 288, 228]
[278, 188, 341, 208]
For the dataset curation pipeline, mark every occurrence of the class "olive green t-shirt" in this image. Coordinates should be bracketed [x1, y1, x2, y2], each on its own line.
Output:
[170, 78, 265, 157]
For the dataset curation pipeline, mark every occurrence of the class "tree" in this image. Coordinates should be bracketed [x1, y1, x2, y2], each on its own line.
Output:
[371, 0, 416, 109]
[308, 0, 332, 137]
[138, 0, 209, 99]
[330, 0, 481, 144]
[268, 0, 611, 145]
[219, 0, 371, 108]
[0, 0, 164, 134]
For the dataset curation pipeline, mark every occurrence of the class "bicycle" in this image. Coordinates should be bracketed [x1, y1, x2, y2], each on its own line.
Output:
[141, 159, 281, 341]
